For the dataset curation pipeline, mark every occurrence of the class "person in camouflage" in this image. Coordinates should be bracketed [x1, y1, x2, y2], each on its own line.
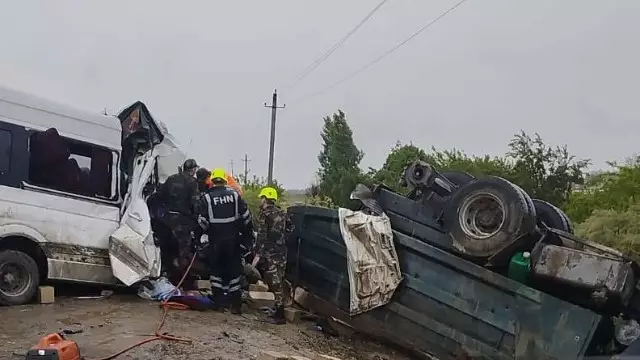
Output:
[256, 186, 293, 324]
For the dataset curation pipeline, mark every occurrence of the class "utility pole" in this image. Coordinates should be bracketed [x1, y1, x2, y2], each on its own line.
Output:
[241, 154, 251, 185]
[228, 159, 235, 176]
[264, 89, 285, 185]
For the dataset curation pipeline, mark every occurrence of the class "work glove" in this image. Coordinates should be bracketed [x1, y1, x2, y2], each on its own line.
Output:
[197, 215, 209, 231]
[192, 232, 210, 252]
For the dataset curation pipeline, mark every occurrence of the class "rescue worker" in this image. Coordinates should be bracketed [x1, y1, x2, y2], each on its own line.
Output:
[198, 168, 253, 314]
[256, 186, 293, 324]
[157, 158, 200, 290]
[196, 167, 211, 193]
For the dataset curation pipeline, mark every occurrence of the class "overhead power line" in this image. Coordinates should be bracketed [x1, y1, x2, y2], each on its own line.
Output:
[285, 0, 390, 90]
[292, 0, 469, 104]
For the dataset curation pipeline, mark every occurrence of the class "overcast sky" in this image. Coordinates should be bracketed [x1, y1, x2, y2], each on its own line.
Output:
[1, 0, 638, 189]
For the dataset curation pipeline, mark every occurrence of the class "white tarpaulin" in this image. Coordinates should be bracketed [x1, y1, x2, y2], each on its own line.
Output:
[338, 208, 403, 316]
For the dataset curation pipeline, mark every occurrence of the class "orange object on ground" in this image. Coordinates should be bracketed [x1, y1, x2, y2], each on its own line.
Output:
[26, 254, 197, 360]
[26, 333, 81, 360]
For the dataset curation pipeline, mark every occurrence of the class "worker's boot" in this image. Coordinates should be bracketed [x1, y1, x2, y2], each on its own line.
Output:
[208, 289, 226, 311]
[267, 304, 286, 325]
[229, 294, 242, 315]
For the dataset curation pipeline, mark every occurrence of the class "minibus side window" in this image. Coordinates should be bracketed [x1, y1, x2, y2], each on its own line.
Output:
[0, 129, 11, 176]
[27, 128, 116, 200]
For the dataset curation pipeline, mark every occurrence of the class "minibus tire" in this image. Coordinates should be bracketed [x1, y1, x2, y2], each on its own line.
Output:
[0, 250, 40, 306]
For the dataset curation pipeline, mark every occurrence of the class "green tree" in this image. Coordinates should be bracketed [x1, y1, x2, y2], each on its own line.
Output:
[430, 148, 514, 179]
[372, 142, 430, 191]
[317, 110, 365, 207]
[369, 132, 587, 209]
[371, 143, 514, 193]
[303, 183, 337, 208]
[506, 131, 590, 208]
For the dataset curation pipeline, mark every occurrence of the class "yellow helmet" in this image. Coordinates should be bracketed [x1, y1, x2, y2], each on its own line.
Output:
[210, 168, 227, 182]
[258, 186, 278, 201]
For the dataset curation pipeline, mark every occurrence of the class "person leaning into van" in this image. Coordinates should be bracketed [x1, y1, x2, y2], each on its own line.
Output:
[157, 158, 200, 290]
[197, 168, 253, 314]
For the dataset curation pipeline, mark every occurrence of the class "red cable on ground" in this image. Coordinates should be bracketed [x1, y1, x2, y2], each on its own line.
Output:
[94, 253, 198, 360]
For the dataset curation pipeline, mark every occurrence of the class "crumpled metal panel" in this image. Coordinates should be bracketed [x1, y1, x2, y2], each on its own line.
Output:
[337, 208, 402, 315]
[286, 205, 602, 360]
[532, 244, 635, 303]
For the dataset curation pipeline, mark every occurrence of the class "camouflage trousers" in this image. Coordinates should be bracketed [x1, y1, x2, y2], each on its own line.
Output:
[167, 214, 196, 290]
[262, 246, 288, 306]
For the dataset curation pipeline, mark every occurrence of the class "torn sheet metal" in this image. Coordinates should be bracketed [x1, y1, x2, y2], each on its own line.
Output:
[338, 208, 402, 316]
[109, 149, 162, 286]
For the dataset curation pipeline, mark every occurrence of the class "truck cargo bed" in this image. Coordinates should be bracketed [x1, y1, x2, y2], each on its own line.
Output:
[286, 205, 603, 360]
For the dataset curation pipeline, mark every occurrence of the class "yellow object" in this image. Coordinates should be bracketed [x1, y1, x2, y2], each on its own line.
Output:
[206, 167, 243, 195]
[258, 186, 278, 201]
[210, 168, 227, 182]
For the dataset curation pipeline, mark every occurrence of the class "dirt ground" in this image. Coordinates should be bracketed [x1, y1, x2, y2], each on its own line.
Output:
[0, 294, 413, 360]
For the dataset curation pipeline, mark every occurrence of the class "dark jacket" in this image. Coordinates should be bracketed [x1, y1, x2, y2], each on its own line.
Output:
[199, 185, 253, 242]
[158, 172, 199, 216]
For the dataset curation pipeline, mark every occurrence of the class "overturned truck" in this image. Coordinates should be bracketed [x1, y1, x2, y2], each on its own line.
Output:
[285, 161, 640, 360]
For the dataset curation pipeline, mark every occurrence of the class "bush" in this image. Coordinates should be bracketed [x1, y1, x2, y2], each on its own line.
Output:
[236, 175, 286, 226]
[575, 202, 640, 260]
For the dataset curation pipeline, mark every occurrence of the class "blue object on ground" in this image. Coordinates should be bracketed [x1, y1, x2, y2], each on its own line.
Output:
[168, 295, 216, 311]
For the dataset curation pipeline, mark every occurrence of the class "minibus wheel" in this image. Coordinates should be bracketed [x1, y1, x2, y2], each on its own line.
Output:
[0, 250, 40, 306]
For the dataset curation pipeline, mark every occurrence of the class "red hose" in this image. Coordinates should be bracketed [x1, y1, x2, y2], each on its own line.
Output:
[94, 252, 198, 360]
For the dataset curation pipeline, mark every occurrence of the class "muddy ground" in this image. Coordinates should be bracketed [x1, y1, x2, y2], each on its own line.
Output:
[0, 293, 412, 360]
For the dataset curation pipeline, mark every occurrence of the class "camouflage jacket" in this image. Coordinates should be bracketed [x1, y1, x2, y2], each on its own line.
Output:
[256, 203, 293, 254]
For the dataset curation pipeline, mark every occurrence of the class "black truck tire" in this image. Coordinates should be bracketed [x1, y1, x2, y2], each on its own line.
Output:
[443, 176, 536, 258]
[560, 208, 575, 234]
[532, 199, 573, 234]
[507, 182, 537, 232]
[0, 250, 40, 306]
[439, 170, 475, 187]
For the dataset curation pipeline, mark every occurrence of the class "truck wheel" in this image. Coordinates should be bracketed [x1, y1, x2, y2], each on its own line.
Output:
[507, 182, 537, 231]
[0, 250, 40, 306]
[444, 176, 536, 258]
[439, 170, 474, 187]
[560, 209, 574, 234]
[532, 199, 573, 233]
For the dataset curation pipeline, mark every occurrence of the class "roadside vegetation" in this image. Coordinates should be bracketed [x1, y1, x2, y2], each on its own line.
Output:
[266, 109, 640, 258]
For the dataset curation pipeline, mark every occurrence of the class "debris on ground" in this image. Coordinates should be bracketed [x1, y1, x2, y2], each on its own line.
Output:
[137, 277, 180, 301]
[250, 281, 270, 292]
[76, 289, 114, 300]
[248, 291, 276, 308]
[0, 295, 410, 360]
[37, 286, 55, 304]
[284, 307, 302, 324]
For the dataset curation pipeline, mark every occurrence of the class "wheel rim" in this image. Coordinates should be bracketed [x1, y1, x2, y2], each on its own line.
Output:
[0, 262, 32, 298]
[458, 192, 506, 240]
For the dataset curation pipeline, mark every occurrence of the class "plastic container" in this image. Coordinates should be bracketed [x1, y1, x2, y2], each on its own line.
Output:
[508, 251, 531, 284]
